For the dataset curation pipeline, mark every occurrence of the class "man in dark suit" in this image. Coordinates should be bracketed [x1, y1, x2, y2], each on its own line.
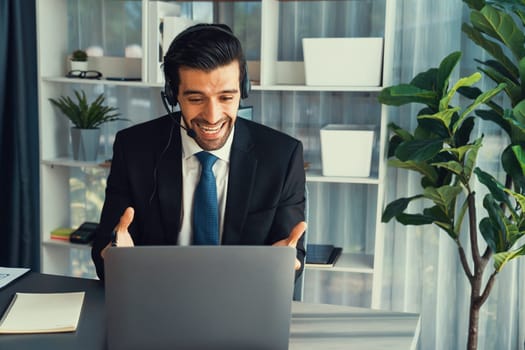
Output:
[91, 23, 306, 280]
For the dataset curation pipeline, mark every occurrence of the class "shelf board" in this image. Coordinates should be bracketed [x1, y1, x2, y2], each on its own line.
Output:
[42, 157, 111, 168]
[306, 169, 379, 184]
[43, 77, 382, 92]
[252, 84, 383, 92]
[305, 253, 374, 273]
[42, 239, 92, 251]
[42, 76, 163, 88]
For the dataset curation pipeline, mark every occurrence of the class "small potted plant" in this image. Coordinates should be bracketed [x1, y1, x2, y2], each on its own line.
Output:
[49, 90, 124, 161]
[70, 49, 88, 71]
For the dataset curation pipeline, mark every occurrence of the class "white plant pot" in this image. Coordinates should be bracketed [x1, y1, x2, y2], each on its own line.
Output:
[70, 127, 100, 161]
[70, 60, 88, 71]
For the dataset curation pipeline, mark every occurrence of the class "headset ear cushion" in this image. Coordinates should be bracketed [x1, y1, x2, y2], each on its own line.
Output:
[241, 62, 250, 99]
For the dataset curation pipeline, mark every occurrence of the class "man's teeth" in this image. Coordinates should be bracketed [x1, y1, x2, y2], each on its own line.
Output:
[199, 124, 221, 133]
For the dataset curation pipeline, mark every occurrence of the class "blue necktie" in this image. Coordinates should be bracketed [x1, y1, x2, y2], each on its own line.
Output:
[193, 151, 219, 245]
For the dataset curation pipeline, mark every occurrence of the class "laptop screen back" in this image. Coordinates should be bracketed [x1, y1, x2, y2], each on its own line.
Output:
[104, 246, 296, 350]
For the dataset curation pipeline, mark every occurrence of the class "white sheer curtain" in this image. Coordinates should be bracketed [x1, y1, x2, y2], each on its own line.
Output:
[380, 1, 525, 349]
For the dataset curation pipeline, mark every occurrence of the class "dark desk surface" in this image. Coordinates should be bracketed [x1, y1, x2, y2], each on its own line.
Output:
[0, 273, 106, 350]
[0, 273, 420, 350]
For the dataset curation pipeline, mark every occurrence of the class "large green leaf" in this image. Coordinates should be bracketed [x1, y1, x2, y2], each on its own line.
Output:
[388, 159, 439, 183]
[479, 217, 500, 252]
[410, 68, 438, 91]
[456, 82, 507, 133]
[502, 145, 525, 193]
[478, 66, 521, 103]
[462, 23, 519, 77]
[432, 160, 464, 177]
[395, 139, 443, 162]
[440, 72, 481, 112]
[476, 109, 511, 136]
[423, 205, 457, 238]
[381, 195, 423, 222]
[378, 84, 437, 107]
[472, 5, 525, 59]
[423, 185, 462, 216]
[505, 112, 525, 144]
[476, 58, 520, 83]
[396, 213, 435, 226]
[419, 108, 459, 132]
[455, 196, 470, 235]
[475, 167, 511, 205]
[454, 116, 476, 147]
[482, 194, 507, 251]
[464, 0, 485, 11]
[436, 51, 462, 99]
[388, 122, 414, 141]
[463, 137, 483, 180]
[493, 245, 525, 272]
[512, 100, 525, 125]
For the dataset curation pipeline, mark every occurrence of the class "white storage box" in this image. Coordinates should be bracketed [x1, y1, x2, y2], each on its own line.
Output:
[303, 38, 383, 86]
[320, 124, 375, 177]
[89, 56, 141, 80]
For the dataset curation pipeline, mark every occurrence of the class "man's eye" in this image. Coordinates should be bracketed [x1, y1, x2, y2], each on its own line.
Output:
[220, 95, 234, 102]
[188, 98, 203, 103]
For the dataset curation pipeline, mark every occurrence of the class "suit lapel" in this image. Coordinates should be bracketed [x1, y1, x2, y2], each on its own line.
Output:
[223, 119, 257, 244]
[157, 123, 183, 244]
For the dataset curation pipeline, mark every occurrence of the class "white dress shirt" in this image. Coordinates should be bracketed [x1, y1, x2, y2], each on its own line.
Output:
[177, 120, 234, 245]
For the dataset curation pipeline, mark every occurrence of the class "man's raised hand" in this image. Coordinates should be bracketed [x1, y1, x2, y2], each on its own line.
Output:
[272, 221, 307, 270]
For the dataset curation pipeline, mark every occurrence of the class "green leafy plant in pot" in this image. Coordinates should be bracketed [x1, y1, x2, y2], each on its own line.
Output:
[49, 90, 122, 161]
[378, 51, 525, 350]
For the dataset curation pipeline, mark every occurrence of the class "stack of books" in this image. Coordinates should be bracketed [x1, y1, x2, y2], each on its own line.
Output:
[305, 244, 342, 267]
[50, 228, 74, 242]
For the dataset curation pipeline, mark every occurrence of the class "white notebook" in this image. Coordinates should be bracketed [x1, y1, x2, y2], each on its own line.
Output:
[0, 292, 85, 334]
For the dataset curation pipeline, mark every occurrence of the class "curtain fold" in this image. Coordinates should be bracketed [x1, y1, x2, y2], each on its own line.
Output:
[0, 0, 40, 269]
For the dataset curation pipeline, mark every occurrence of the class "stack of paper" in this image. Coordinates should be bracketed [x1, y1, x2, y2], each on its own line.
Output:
[0, 292, 85, 334]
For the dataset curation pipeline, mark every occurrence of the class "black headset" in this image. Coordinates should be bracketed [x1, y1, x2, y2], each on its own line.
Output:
[163, 24, 250, 108]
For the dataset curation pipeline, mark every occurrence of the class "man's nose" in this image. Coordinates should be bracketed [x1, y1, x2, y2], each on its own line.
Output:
[202, 100, 222, 124]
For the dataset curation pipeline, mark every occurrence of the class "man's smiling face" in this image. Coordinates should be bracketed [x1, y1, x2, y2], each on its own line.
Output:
[177, 61, 241, 150]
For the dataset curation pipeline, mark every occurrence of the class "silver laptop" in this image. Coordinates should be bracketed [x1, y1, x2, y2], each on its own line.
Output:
[104, 246, 296, 350]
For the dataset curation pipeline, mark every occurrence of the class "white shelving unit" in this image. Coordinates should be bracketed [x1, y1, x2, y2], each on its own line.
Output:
[36, 0, 395, 309]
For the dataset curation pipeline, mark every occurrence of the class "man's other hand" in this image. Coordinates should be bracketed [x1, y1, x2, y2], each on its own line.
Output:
[272, 221, 307, 270]
[101, 207, 135, 259]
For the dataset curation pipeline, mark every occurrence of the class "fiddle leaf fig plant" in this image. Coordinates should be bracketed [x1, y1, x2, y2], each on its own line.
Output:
[379, 50, 525, 350]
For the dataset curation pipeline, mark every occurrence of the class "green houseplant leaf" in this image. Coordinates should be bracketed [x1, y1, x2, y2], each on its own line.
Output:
[49, 90, 125, 129]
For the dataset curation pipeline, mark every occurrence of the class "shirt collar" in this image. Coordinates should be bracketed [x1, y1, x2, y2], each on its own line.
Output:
[181, 117, 234, 162]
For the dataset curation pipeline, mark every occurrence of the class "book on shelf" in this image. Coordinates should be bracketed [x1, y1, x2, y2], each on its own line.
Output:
[305, 244, 343, 267]
[147, 1, 181, 83]
[50, 227, 74, 241]
[0, 292, 85, 334]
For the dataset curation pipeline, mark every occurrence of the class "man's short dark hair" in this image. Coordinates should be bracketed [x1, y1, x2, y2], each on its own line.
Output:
[163, 23, 247, 100]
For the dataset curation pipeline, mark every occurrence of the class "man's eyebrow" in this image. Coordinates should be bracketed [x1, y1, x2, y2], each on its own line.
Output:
[182, 89, 239, 96]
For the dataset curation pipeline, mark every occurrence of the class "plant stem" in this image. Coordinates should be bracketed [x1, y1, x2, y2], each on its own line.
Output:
[464, 189, 497, 350]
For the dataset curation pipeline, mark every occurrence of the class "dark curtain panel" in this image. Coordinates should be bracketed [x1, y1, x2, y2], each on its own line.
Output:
[0, 0, 40, 269]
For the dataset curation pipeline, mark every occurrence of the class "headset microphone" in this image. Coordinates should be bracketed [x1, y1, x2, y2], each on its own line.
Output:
[160, 91, 197, 139]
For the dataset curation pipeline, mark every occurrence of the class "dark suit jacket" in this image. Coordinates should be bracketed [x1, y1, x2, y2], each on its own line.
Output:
[92, 113, 306, 280]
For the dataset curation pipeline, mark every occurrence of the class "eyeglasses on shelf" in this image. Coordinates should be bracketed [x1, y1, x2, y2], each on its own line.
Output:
[66, 70, 103, 79]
